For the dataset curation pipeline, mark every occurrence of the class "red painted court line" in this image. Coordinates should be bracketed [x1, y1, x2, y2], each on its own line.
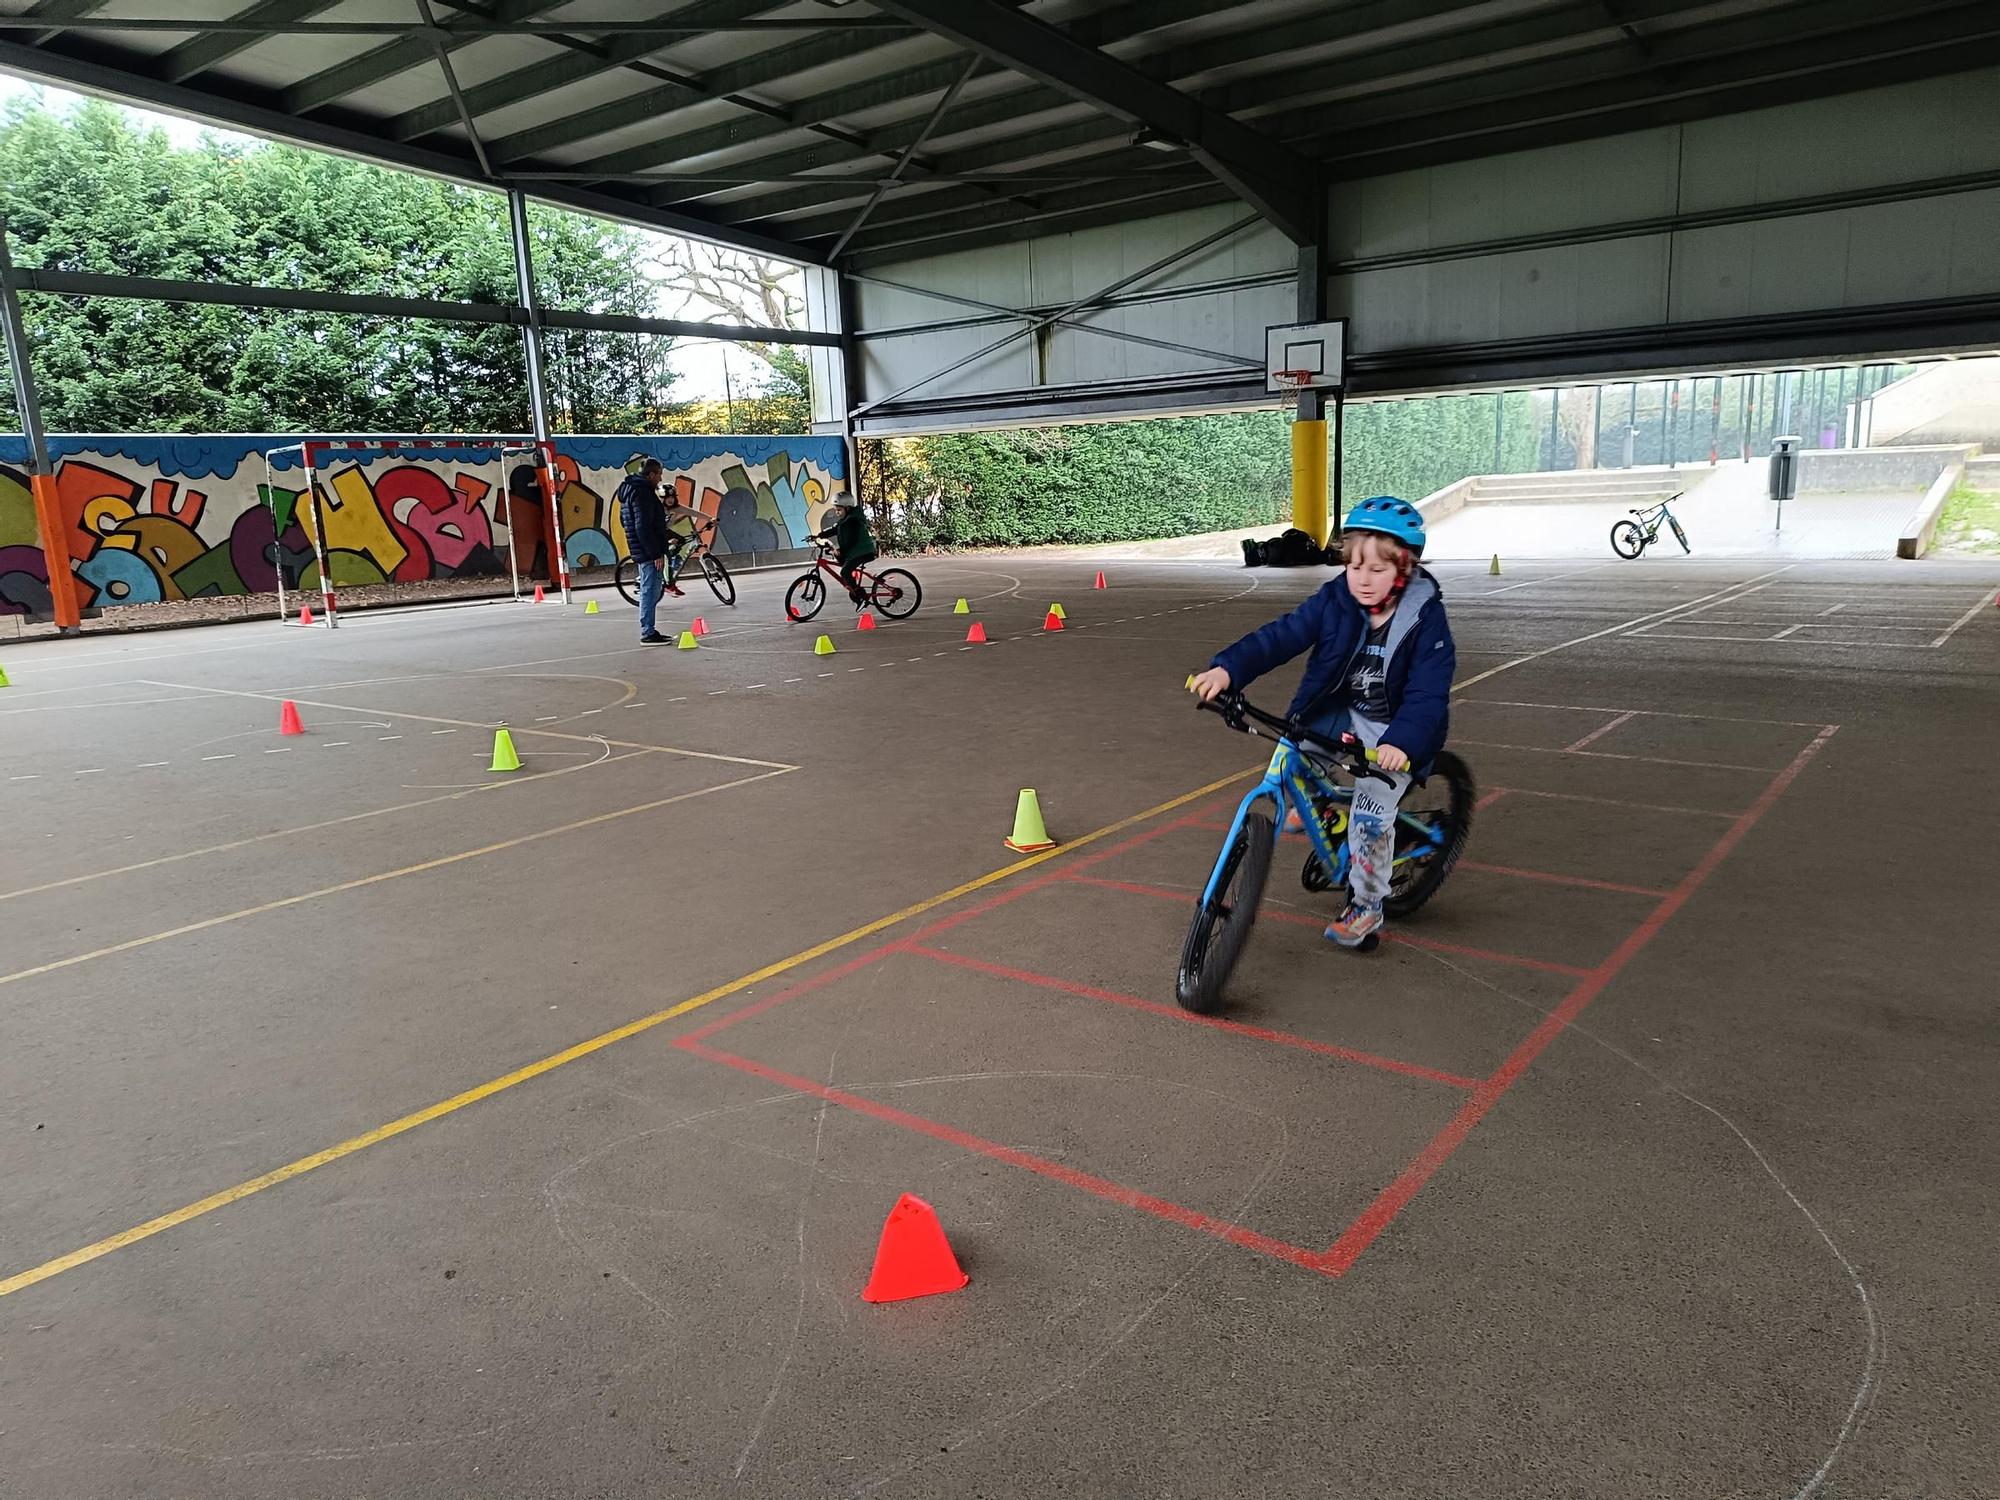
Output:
[676, 1039, 1333, 1274]
[900, 943, 1479, 1090]
[1455, 860, 1669, 898]
[1065, 874, 1596, 978]
[1473, 787, 1513, 812]
[683, 817, 1201, 1046]
[1316, 722, 1839, 1276]
[1483, 785, 1738, 820]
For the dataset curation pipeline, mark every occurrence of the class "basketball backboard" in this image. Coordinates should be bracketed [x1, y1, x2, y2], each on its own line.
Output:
[1266, 319, 1347, 394]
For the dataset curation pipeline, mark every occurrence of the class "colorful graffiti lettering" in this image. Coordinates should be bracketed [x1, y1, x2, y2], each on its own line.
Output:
[0, 434, 845, 620]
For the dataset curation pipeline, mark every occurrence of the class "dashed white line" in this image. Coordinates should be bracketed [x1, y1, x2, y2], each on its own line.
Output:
[535, 715, 560, 722]
[377, 735, 402, 741]
[264, 748, 290, 755]
[669, 696, 687, 703]
[580, 708, 602, 715]
[817, 673, 834, 678]
[10, 773, 42, 781]
[744, 683, 767, 690]
[201, 754, 237, 762]
[708, 690, 728, 696]
[907, 657, 923, 663]
[138, 761, 170, 768]
[323, 742, 350, 748]
[848, 666, 866, 672]
[783, 678, 802, 684]
[76, 768, 105, 775]
[431, 728, 457, 735]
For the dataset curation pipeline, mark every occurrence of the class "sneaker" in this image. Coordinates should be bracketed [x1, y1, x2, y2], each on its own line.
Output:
[664, 583, 684, 598]
[639, 631, 669, 645]
[1324, 902, 1384, 948]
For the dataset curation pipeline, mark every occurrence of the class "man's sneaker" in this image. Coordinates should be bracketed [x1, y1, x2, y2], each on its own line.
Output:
[664, 583, 685, 597]
[639, 631, 669, 645]
[1324, 902, 1384, 948]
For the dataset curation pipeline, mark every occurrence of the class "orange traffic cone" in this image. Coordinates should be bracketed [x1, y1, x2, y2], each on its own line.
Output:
[692, 616, 709, 637]
[862, 1193, 969, 1304]
[278, 700, 304, 736]
[965, 621, 987, 643]
[857, 611, 877, 631]
[1094, 570, 1107, 589]
[1043, 609, 1064, 632]
[299, 604, 314, 626]
[532, 584, 545, 604]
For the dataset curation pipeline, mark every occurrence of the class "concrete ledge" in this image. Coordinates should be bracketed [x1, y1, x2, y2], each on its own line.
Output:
[1800, 444, 1977, 493]
[1416, 475, 1479, 527]
[1898, 461, 1966, 559]
[1964, 455, 2000, 493]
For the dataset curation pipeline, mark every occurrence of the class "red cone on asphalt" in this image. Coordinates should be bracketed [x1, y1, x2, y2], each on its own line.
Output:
[965, 621, 987, 643]
[1043, 610, 1064, 632]
[862, 1193, 968, 1304]
[1094, 570, 1107, 589]
[279, 700, 304, 736]
[857, 611, 877, 631]
[298, 604, 314, 626]
[532, 584, 545, 603]
[692, 616, 709, 636]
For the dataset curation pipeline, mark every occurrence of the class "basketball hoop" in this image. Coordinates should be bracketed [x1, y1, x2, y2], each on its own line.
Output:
[1273, 369, 1313, 417]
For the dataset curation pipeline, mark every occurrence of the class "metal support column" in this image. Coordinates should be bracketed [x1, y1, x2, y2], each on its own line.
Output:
[507, 188, 569, 603]
[0, 218, 80, 632]
[1292, 216, 1332, 545]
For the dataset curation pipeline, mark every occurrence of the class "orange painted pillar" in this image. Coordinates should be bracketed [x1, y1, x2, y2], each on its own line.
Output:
[29, 471, 81, 628]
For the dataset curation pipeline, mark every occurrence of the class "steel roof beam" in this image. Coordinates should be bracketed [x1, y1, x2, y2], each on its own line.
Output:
[283, 0, 580, 118]
[864, 0, 1318, 241]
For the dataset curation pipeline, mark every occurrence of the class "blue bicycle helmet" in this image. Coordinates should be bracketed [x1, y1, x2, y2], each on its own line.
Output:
[1344, 495, 1425, 554]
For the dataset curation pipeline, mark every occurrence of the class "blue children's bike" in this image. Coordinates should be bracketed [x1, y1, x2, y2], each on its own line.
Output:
[1178, 688, 1475, 1014]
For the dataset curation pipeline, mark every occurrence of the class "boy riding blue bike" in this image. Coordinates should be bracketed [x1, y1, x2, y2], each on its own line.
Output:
[1190, 497, 1456, 949]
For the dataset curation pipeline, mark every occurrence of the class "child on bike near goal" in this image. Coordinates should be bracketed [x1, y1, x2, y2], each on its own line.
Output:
[814, 491, 878, 608]
[1189, 496, 1456, 949]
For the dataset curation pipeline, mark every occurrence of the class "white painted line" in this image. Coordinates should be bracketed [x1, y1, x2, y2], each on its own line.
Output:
[817, 674, 833, 679]
[1457, 698, 1822, 728]
[744, 684, 767, 690]
[201, 754, 237, 762]
[783, 678, 802, 684]
[377, 735, 403, 741]
[907, 657, 923, 663]
[1564, 711, 1638, 753]
[1770, 625, 1805, 641]
[1478, 562, 1614, 596]
[1627, 632, 1936, 649]
[535, 715, 560, 722]
[10, 774, 42, 781]
[626, 703, 644, 708]
[580, 708, 602, 715]
[1819, 601, 1847, 616]
[138, 760, 171, 768]
[431, 728, 456, 735]
[1930, 591, 1996, 649]
[708, 690, 728, 696]
[323, 742, 350, 748]
[848, 667, 866, 672]
[932, 652, 947, 658]
[76, 768, 105, 775]
[1453, 568, 1794, 692]
[1454, 738, 1774, 773]
[265, 748, 290, 755]
[669, 696, 687, 703]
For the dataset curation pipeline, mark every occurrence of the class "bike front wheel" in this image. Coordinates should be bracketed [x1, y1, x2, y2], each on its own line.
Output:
[1610, 520, 1647, 559]
[1175, 809, 1275, 1015]
[614, 555, 640, 605]
[1668, 515, 1691, 554]
[700, 553, 737, 605]
[785, 570, 826, 622]
[870, 567, 922, 620]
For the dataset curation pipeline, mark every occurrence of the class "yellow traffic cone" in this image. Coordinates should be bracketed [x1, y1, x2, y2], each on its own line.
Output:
[584, 599, 600, 614]
[814, 634, 836, 656]
[489, 728, 522, 773]
[678, 629, 699, 649]
[1004, 789, 1056, 852]
[1489, 554, 1501, 576]
[1048, 602, 1066, 619]
[953, 597, 969, 615]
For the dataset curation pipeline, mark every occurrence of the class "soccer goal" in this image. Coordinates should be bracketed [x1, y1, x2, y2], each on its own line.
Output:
[260, 437, 566, 627]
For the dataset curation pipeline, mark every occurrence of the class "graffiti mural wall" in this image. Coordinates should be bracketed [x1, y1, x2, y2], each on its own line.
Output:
[0, 433, 846, 620]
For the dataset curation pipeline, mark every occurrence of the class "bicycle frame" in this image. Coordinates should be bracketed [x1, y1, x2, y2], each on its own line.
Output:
[1198, 737, 1444, 909]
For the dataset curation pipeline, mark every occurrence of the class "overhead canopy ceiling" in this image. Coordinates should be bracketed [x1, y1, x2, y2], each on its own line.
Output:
[2, 0, 1997, 270]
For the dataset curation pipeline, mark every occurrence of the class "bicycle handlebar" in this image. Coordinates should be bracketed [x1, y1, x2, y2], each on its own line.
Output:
[1185, 681, 1393, 782]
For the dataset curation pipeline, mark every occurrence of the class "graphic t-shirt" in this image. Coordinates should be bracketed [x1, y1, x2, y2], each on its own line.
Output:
[1346, 616, 1393, 720]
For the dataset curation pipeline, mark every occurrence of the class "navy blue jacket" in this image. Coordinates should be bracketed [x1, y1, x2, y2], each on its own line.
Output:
[1212, 568, 1456, 764]
[617, 475, 668, 562]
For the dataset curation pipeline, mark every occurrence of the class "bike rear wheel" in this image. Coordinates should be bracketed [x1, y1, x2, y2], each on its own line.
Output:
[700, 553, 737, 605]
[1175, 809, 1275, 1015]
[614, 555, 639, 605]
[784, 570, 825, 622]
[1383, 751, 1475, 917]
[1610, 520, 1647, 559]
[870, 567, 922, 620]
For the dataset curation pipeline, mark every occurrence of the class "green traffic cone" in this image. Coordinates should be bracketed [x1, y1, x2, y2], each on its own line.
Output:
[489, 728, 522, 773]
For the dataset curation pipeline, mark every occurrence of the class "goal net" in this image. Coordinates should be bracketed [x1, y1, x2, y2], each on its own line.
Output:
[260, 437, 566, 626]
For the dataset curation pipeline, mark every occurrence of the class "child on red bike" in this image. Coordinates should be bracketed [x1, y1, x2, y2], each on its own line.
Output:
[1189, 497, 1456, 948]
[814, 492, 878, 608]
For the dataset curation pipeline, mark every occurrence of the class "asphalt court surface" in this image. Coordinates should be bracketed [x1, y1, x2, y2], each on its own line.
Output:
[3, 552, 1998, 1498]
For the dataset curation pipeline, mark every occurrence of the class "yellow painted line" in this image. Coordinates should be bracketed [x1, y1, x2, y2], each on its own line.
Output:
[137, 679, 797, 771]
[0, 764, 1250, 1300]
[0, 768, 793, 996]
[0, 749, 655, 904]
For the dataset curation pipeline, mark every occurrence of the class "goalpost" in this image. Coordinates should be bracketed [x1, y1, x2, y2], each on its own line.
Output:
[260, 437, 567, 627]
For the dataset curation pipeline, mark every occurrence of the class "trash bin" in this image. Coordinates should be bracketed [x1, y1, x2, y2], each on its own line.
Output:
[1768, 436, 1799, 505]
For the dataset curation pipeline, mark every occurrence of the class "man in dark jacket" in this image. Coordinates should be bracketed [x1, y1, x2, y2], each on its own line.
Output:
[616, 458, 671, 644]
